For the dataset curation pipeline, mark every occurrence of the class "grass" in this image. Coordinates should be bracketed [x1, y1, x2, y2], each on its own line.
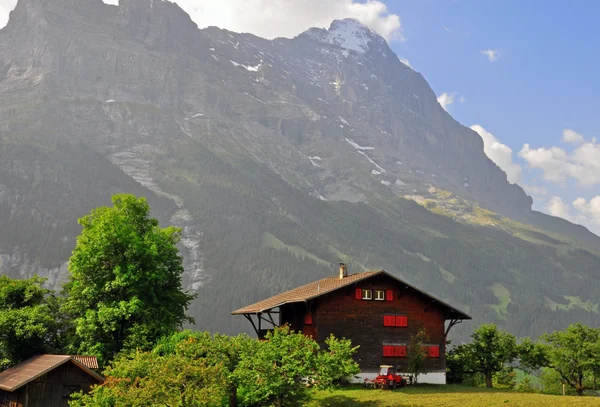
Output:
[489, 283, 511, 318]
[545, 295, 599, 314]
[409, 187, 600, 258]
[514, 368, 541, 388]
[438, 266, 457, 283]
[308, 385, 600, 407]
[261, 232, 330, 266]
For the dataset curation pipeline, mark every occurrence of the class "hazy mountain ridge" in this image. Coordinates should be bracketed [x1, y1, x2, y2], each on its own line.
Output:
[0, 0, 599, 340]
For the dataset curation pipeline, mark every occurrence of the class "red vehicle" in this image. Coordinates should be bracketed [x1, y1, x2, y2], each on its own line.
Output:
[364, 365, 406, 389]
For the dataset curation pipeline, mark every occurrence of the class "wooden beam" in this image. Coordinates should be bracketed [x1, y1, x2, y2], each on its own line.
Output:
[444, 318, 463, 341]
[244, 314, 259, 336]
[265, 312, 277, 327]
[258, 313, 262, 333]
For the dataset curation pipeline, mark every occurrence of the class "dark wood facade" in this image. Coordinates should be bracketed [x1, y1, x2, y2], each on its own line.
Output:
[0, 360, 101, 407]
[233, 269, 470, 381]
[280, 273, 452, 374]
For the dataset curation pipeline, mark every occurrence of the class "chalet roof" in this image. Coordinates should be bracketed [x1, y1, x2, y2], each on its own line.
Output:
[232, 270, 471, 320]
[0, 355, 103, 392]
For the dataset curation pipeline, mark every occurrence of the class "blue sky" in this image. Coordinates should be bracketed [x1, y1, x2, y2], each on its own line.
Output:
[386, 0, 600, 233]
[0, 0, 598, 233]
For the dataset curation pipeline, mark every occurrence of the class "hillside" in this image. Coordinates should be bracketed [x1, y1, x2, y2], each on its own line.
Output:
[0, 0, 599, 341]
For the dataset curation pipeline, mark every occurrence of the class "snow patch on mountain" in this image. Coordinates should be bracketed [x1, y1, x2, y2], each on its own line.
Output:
[308, 157, 322, 167]
[326, 19, 378, 54]
[345, 138, 374, 151]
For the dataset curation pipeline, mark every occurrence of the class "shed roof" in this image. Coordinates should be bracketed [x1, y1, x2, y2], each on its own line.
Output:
[0, 355, 103, 392]
[232, 270, 471, 319]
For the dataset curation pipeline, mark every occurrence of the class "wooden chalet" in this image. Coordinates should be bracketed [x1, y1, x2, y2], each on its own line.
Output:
[0, 355, 103, 407]
[232, 264, 471, 384]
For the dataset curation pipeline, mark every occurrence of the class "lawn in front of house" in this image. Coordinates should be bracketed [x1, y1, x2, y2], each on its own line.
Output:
[308, 384, 600, 407]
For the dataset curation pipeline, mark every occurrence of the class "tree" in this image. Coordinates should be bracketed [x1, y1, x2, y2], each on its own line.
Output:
[407, 328, 429, 384]
[62, 194, 195, 365]
[0, 275, 61, 369]
[153, 330, 257, 407]
[520, 323, 600, 396]
[235, 326, 359, 407]
[448, 324, 518, 388]
[235, 326, 318, 407]
[314, 335, 360, 388]
[70, 343, 228, 407]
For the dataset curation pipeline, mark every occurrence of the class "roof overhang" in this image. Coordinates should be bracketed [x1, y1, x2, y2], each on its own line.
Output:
[231, 270, 471, 320]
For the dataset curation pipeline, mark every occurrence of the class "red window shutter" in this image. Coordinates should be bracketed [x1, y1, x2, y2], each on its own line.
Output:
[394, 346, 407, 357]
[382, 345, 394, 357]
[386, 290, 393, 301]
[429, 345, 440, 358]
[395, 316, 408, 327]
[355, 288, 362, 300]
[383, 315, 395, 327]
[304, 313, 313, 325]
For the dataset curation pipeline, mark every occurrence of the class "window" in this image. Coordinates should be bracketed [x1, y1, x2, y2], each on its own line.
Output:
[428, 345, 440, 358]
[382, 345, 407, 357]
[395, 315, 408, 327]
[356, 288, 393, 301]
[383, 314, 408, 327]
[383, 315, 395, 326]
[394, 345, 407, 357]
[304, 313, 313, 325]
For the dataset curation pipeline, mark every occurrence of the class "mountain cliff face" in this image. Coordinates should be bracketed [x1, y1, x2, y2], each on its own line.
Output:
[1, 0, 599, 340]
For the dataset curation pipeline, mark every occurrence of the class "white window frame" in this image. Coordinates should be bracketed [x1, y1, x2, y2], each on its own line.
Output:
[374, 290, 385, 301]
[361, 289, 372, 300]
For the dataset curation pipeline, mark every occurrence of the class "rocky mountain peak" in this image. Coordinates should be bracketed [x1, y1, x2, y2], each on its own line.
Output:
[301, 18, 387, 55]
[4, 0, 107, 33]
[326, 18, 383, 53]
[115, 0, 199, 47]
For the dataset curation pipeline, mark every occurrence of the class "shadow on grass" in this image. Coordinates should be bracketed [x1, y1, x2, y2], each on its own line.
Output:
[315, 395, 380, 407]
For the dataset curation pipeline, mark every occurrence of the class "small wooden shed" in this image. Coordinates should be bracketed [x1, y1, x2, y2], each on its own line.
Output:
[0, 355, 103, 407]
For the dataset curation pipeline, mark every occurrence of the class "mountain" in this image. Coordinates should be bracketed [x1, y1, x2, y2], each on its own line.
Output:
[1, 0, 599, 340]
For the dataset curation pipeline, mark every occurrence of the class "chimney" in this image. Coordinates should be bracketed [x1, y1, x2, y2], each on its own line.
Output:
[339, 263, 348, 279]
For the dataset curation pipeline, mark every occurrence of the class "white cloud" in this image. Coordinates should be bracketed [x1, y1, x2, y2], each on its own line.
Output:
[545, 195, 600, 234]
[459, 96, 466, 103]
[519, 136, 600, 186]
[437, 92, 454, 111]
[92, 0, 403, 41]
[562, 128, 585, 144]
[481, 49, 500, 62]
[546, 196, 573, 221]
[470, 125, 522, 184]
[0, 0, 15, 28]
[523, 185, 549, 197]
[573, 197, 600, 230]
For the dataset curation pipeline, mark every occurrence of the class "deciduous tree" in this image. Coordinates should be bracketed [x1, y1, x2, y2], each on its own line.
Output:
[70, 343, 228, 407]
[153, 330, 257, 407]
[407, 328, 430, 384]
[447, 324, 517, 388]
[520, 323, 600, 396]
[235, 326, 359, 407]
[0, 275, 60, 369]
[63, 194, 195, 365]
